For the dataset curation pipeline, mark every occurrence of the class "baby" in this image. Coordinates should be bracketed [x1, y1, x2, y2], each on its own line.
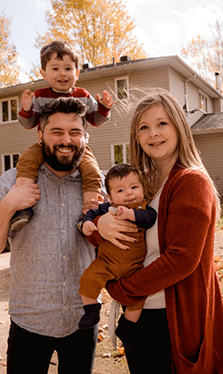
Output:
[78, 163, 157, 351]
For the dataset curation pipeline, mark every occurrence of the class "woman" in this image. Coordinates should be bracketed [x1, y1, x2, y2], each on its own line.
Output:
[97, 88, 223, 373]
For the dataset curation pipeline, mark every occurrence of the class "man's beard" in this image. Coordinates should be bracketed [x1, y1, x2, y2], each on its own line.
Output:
[42, 139, 86, 171]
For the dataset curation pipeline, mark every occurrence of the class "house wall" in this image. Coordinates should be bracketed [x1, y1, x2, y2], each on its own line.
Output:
[85, 67, 171, 172]
[193, 132, 223, 198]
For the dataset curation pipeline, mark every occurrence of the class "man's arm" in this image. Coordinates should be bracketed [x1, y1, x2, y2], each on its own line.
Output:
[0, 184, 41, 252]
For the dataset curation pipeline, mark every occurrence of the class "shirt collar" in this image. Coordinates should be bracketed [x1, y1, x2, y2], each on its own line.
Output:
[40, 163, 80, 181]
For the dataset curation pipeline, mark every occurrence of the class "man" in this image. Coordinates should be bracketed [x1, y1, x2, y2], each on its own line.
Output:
[0, 97, 100, 374]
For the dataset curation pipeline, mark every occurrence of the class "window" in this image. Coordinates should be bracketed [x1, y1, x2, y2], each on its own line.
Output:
[111, 144, 130, 165]
[199, 92, 208, 112]
[0, 98, 18, 123]
[115, 77, 129, 100]
[2, 154, 19, 172]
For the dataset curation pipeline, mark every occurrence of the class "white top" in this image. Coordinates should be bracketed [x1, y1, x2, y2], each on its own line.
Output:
[143, 186, 166, 309]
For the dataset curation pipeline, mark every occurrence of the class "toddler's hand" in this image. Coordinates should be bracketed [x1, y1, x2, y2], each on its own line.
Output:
[96, 91, 115, 109]
[21, 89, 34, 112]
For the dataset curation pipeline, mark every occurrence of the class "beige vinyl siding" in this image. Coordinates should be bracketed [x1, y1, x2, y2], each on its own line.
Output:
[0, 121, 38, 174]
[85, 68, 170, 171]
[169, 68, 185, 105]
[193, 132, 223, 198]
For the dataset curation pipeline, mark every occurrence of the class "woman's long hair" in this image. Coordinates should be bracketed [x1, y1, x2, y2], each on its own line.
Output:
[130, 87, 220, 219]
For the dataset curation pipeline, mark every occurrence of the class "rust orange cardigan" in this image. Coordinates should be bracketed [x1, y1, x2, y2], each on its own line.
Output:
[106, 163, 223, 373]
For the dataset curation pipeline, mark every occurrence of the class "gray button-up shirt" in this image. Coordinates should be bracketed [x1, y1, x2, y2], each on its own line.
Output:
[0, 164, 95, 337]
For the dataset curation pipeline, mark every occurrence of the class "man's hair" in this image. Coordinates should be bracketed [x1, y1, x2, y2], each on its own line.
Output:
[40, 97, 88, 132]
[105, 163, 140, 195]
[40, 41, 79, 70]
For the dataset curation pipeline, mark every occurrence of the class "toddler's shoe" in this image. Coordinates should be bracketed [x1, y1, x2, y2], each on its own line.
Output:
[10, 207, 33, 232]
[115, 314, 137, 352]
[78, 303, 101, 329]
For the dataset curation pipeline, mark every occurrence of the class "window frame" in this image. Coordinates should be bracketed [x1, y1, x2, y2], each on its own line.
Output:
[111, 143, 130, 165]
[0, 97, 18, 124]
[198, 91, 208, 112]
[1, 153, 20, 173]
[115, 76, 129, 100]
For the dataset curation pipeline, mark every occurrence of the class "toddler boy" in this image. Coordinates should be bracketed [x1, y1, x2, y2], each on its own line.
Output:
[11, 40, 114, 231]
[78, 163, 157, 351]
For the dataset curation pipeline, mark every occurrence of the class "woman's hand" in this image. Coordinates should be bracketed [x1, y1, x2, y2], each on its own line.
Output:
[97, 211, 138, 250]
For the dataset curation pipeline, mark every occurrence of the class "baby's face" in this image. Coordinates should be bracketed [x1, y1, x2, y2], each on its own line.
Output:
[108, 172, 144, 205]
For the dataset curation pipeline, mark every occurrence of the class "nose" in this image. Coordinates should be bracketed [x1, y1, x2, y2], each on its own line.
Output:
[126, 189, 133, 196]
[61, 133, 72, 144]
[59, 68, 66, 76]
[149, 126, 159, 138]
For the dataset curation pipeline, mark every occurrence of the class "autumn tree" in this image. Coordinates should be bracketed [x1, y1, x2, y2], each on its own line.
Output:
[32, 0, 147, 76]
[181, 20, 223, 89]
[0, 12, 20, 88]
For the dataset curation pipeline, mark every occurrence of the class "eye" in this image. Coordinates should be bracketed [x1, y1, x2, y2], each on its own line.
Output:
[117, 189, 124, 193]
[52, 131, 63, 135]
[159, 121, 167, 126]
[132, 185, 138, 190]
[139, 124, 147, 131]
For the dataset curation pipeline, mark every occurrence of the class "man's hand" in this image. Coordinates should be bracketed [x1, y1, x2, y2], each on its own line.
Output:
[4, 184, 41, 213]
[96, 91, 115, 110]
[21, 89, 34, 112]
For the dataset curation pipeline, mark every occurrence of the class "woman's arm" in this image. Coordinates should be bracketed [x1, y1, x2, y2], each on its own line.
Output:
[107, 172, 215, 305]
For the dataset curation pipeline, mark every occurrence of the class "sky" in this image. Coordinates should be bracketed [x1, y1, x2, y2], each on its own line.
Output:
[2, 0, 223, 83]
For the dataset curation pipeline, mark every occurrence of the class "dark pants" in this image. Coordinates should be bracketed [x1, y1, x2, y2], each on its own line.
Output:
[125, 308, 172, 374]
[7, 320, 98, 374]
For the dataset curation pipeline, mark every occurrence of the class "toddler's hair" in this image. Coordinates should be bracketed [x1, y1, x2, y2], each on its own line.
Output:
[40, 41, 79, 70]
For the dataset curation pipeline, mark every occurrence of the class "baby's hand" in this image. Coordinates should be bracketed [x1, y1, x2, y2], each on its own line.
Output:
[96, 91, 115, 109]
[83, 221, 98, 236]
[115, 206, 135, 222]
[21, 89, 34, 112]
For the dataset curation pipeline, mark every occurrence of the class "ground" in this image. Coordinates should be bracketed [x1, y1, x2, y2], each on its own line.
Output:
[0, 228, 223, 374]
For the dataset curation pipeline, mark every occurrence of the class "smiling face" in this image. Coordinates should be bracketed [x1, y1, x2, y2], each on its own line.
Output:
[108, 172, 144, 205]
[137, 105, 179, 169]
[40, 53, 80, 93]
[39, 112, 86, 177]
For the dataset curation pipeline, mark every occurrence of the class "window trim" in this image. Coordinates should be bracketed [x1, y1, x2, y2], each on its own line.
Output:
[1, 153, 20, 173]
[0, 97, 18, 124]
[111, 143, 130, 165]
[115, 76, 129, 100]
[198, 91, 208, 113]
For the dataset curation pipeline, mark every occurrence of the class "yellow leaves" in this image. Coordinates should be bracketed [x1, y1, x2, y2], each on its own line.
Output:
[33, 0, 147, 67]
[180, 19, 223, 90]
[0, 12, 20, 88]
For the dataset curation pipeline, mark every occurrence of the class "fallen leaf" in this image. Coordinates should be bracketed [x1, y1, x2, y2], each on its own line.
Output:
[117, 347, 125, 356]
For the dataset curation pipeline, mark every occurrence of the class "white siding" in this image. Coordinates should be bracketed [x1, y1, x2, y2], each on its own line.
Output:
[193, 132, 223, 198]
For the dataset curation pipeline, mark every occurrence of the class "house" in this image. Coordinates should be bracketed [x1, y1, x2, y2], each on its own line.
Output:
[1, 55, 223, 196]
[191, 113, 223, 197]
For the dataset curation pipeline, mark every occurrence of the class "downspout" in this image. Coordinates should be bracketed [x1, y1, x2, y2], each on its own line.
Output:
[184, 74, 196, 116]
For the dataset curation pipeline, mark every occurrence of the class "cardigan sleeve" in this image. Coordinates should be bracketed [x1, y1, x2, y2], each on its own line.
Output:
[106, 170, 216, 306]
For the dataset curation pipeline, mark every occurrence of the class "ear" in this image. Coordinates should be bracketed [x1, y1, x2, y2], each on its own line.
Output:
[40, 69, 47, 81]
[38, 131, 43, 146]
[107, 194, 112, 203]
[75, 69, 80, 80]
